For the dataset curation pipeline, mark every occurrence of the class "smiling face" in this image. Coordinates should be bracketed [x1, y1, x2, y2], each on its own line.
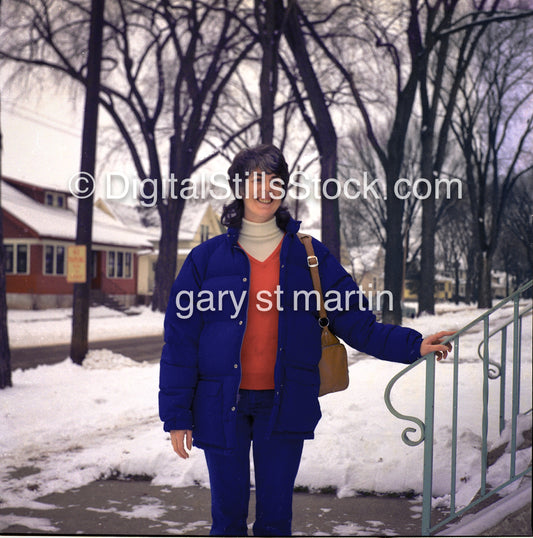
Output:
[242, 170, 283, 223]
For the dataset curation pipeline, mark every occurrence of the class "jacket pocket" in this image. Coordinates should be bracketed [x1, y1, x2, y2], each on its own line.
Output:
[276, 365, 321, 434]
[192, 380, 226, 447]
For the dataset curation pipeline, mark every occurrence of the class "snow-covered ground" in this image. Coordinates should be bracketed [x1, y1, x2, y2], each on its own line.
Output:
[7, 305, 164, 348]
[1, 302, 531, 528]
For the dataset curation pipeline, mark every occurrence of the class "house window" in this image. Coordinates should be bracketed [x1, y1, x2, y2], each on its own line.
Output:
[5, 244, 29, 274]
[92, 251, 98, 279]
[201, 224, 209, 242]
[107, 250, 133, 278]
[44, 245, 66, 275]
[44, 191, 66, 208]
[125, 252, 132, 278]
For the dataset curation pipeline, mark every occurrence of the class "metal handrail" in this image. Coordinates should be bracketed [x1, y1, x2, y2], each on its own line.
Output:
[476, 303, 533, 378]
[384, 279, 532, 535]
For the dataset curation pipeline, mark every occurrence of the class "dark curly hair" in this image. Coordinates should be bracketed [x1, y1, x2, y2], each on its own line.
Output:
[221, 144, 292, 230]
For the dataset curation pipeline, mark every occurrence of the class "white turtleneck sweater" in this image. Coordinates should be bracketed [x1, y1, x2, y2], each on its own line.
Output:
[238, 217, 285, 262]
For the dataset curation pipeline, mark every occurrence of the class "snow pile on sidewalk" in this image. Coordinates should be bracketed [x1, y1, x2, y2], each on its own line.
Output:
[1, 304, 531, 513]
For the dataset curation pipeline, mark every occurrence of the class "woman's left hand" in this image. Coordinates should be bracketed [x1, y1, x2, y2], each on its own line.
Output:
[420, 331, 456, 361]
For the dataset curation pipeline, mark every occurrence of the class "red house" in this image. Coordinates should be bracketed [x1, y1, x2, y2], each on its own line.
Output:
[1, 176, 153, 309]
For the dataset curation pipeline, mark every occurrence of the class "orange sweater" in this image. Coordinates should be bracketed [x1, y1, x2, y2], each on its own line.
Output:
[239, 239, 283, 389]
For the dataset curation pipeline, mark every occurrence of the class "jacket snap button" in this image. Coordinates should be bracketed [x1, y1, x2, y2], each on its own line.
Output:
[243, 277, 247, 282]
[234, 363, 238, 368]
[231, 406, 236, 411]
[239, 320, 243, 325]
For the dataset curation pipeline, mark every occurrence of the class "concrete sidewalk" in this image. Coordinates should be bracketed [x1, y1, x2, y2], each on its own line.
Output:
[0, 477, 530, 536]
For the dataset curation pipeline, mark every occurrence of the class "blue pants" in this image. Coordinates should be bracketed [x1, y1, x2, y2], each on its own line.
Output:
[204, 389, 304, 536]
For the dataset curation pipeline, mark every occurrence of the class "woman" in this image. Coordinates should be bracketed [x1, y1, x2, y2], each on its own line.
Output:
[159, 144, 453, 536]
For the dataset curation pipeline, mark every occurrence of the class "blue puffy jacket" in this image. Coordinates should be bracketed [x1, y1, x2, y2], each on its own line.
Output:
[159, 218, 423, 453]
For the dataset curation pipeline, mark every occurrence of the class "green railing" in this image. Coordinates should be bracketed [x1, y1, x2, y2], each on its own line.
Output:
[384, 280, 532, 536]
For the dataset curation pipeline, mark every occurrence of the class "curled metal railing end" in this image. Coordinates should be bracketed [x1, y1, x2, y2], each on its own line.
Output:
[401, 424, 425, 447]
[488, 362, 502, 379]
[384, 358, 426, 447]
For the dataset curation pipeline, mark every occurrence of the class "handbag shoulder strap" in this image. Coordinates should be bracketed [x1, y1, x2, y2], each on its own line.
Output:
[298, 233, 328, 326]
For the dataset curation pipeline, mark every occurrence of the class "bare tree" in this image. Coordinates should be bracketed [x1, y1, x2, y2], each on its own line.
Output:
[496, 176, 533, 293]
[306, 0, 532, 321]
[414, 0, 530, 316]
[436, 194, 472, 303]
[303, 1, 424, 323]
[451, 19, 533, 307]
[338, 125, 422, 277]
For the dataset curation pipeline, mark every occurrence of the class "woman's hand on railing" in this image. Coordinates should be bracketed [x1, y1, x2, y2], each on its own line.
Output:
[420, 331, 456, 361]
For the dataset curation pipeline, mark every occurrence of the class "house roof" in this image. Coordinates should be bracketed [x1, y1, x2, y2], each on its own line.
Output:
[99, 199, 216, 242]
[2, 175, 71, 196]
[179, 201, 212, 241]
[95, 200, 160, 239]
[1, 180, 153, 249]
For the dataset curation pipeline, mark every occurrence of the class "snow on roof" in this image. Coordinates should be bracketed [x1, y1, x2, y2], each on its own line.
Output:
[96, 200, 159, 238]
[179, 201, 211, 241]
[101, 200, 152, 228]
[100, 199, 213, 242]
[349, 244, 382, 275]
[1, 180, 153, 249]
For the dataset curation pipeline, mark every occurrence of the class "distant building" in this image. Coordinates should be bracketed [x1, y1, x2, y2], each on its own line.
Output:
[1, 177, 153, 309]
[95, 198, 225, 304]
[404, 274, 455, 302]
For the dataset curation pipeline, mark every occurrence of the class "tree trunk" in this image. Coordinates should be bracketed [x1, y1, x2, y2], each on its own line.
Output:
[320, 148, 340, 259]
[152, 201, 183, 312]
[419, 195, 436, 314]
[151, 132, 191, 313]
[257, 0, 283, 145]
[283, 1, 340, 259]
[70, 0, 105, 365]
[0, 94, 12, 389]
[465, 239, 478, 303]
[382, 175, 404, 325]
[477, 250, 492, 308]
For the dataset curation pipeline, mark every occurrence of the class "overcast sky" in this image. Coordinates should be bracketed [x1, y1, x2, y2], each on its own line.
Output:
[2, 80, 84, 191]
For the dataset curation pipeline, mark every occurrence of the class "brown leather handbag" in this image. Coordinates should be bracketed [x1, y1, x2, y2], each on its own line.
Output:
[299, 234, 349, 397]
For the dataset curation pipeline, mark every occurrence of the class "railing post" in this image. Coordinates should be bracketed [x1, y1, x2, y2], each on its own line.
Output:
[499, 327, 507, 435]
[450, 338, 460, 517]
[481, 318, 490, 495]
[422, 352, 436, 536]
[510, 296, 520, 478]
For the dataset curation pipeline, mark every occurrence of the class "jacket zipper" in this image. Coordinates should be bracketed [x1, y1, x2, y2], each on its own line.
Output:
[234, 243, 250, 404]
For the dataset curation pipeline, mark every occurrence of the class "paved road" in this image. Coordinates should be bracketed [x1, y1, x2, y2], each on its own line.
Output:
[10, 334, 164, 370]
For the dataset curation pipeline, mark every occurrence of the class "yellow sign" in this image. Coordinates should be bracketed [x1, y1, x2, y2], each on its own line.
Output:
[67, 245, 87, 283]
